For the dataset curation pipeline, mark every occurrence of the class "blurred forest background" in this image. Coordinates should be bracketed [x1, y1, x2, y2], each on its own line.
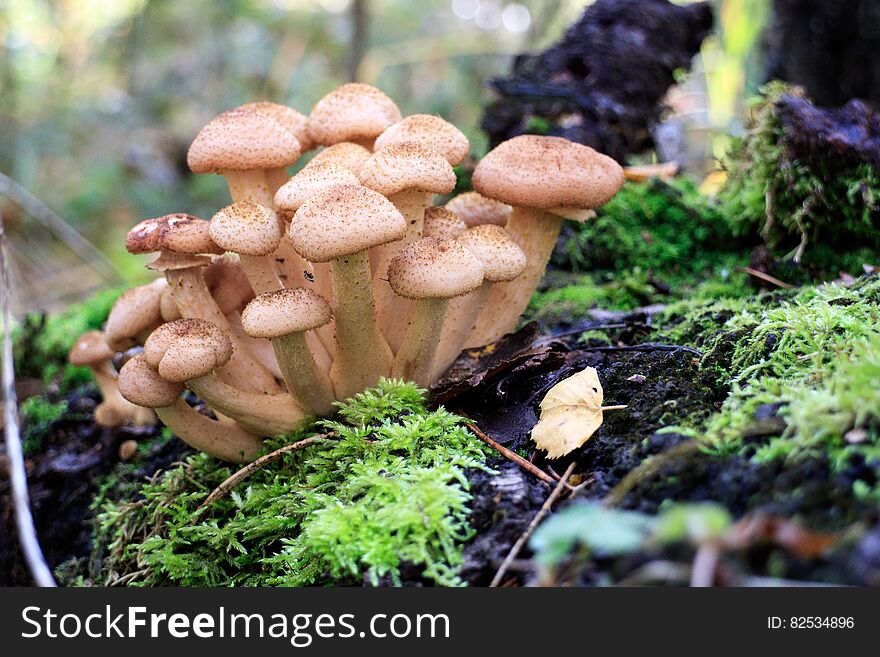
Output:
[0, 0, 873, 310]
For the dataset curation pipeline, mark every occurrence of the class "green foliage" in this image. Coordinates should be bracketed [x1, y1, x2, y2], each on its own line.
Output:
[13, 287, 122, 387]
[90, 379, 490, 587]
[19, 396, 68, 455]
[718, 82, 880, 273]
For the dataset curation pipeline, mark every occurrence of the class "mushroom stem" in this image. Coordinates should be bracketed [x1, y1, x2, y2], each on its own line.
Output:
[311, 262, 337, 358]
[222, 169, 274, 206]
[466, 208, 564, 346]
[156, 398, 264, 464]
[186, 375, 307, 436]
[374, 188, 429, 352]
[165, 268, 281, 394]
[224, 311, 284, 380]
[330, 251, 393, 399]
[430, 282, 492, 381]
[392, 298, 448, 387]
[271, 332, 337, 416]
[266, 167, 291, 196]
[239, 253, 284, 295]
[91, 364, 156, 426]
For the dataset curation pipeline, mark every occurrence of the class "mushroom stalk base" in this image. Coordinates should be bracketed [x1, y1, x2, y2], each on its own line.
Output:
[330, 251, 393, 399]
[272, 332, 336, 417]
[157, 399, 264, 463]
[466, 208, 564, 346]
[392, 297, 448, 388]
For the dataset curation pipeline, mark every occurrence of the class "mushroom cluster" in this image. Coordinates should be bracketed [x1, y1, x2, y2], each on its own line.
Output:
[71, 83, 623, 463]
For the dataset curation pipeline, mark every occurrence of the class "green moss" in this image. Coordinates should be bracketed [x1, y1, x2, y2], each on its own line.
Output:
[718, 82, 880, 276]
[13, 287, 123, 387]
[88, 379, 490, 587]
[19, 396, 68, 455]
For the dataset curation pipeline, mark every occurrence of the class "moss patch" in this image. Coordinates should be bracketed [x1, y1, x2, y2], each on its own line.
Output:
[85, 380, 490, 587]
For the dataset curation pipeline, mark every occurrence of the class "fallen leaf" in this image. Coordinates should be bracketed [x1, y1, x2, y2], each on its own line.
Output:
[531, 367, 608, 459]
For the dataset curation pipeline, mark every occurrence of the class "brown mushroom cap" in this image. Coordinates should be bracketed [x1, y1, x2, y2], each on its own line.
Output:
[358, 142, 456, 197]
[288, 184, 407, 262]
[118, 354, 184, 408]
[303, 142, 372, 175]
[240, 101, 315, 151]
[423, 206, 468, 239]
[373, 114, 470, 166]
[241, 288, 332, 338]
[387, 236, 484, 300]
[307, 83, 402, 146]
[143, 319, 232, 382]
[274, 162, 360, 218]
[104, 279, 166, 352]
[69, 330, 114, 366]
[456, 225, 526, 282]
[126, 214, 222, 256]
[444, 191, 511, 228]
[187, 108, 302, 174]
[472, 135, 624, 210]
[210, 202, 281, 256]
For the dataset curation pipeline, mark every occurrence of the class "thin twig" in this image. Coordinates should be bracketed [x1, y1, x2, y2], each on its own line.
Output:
[577, 343, 703, 357]
[738, 267, 795, 290]
[460, 418, 556, 487]
[490, 461, 577, 587]
[0, 208, 56, 586]
[197, 434, 333, 511]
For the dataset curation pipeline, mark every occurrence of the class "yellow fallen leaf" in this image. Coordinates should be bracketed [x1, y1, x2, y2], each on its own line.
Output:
[531, 367, 622, 459]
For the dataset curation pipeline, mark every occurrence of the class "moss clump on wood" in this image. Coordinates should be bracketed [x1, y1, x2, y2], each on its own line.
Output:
[85, 379, 490, 587]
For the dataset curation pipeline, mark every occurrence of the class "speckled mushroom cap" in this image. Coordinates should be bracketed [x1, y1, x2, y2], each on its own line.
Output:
[144, 319, 232, 382]
[241, 288, 332, 339]
[118, 354, 184, 408]
[387, 237, 484, 300]
[274, 162, 360, 218]
[444, 191, 511, 228]
[472, 135, 624, 211]
[69, 330, 114, 366]
[423, 207, 467, 239]
[187, 108, 302, 174]
[126, 214, 222, 256]
[288, 184, 407, 263]
[456, 225, 526, 283]
[358, 142, 456, 197]
[374, 114, 470, 166]
[210, 202, 281, 256]
[104, 279, 166, 352]
[240, 101, 315, 151]
[307, 83, 402, 146]
[303, 142, 371, 175]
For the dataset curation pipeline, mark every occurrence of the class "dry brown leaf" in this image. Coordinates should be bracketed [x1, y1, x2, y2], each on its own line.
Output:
[531, 367, 607, 459]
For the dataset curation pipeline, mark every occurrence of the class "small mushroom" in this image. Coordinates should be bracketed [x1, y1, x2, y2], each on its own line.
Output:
[358, 142, 457, 352]
[289, 184, 407, 398]
[143, 320, 305, 436]
[444, 191, 511, 228]
[118, 354, 264, 463]
[431, 225, 526, 380]
[104, 278, 166, 352]
[126, 213, 280, 395]
[209, 202, 284, 294]
[422, 206, 467, 239]
[387, 237, 484, 387]
[373, 114, 470, 167]
[241, 288, 336, 417]
[69, 330, 156, 427]
[307, 83, 402, 150]
[468, 135, 623, 346]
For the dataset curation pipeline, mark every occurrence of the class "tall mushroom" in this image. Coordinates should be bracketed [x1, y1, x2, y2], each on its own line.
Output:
[209, 201, 284, 295]
[241, 288, 336, 417]
[143, 319, 306, 436]
[69, 331, 155, 427]
[307, 83, 401, 151]
[126, 213, 280, 395]
[467, 135, 624, 346]
[387, 237, 484, 387]
[431, 225, 526, 380]
[358, 142, 456, 352]
[118, 354, 264, 463]
[239, 101, 316, 192]
[288, 184, 406, 398]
